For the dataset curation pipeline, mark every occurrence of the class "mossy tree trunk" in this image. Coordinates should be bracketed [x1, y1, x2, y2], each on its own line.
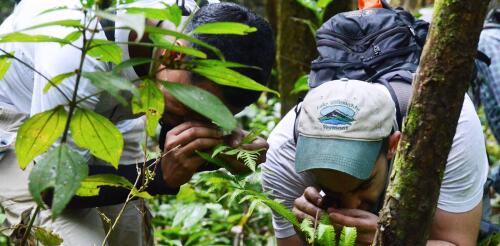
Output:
[275, 0, 352, 116]
[374, 0, 490, 245]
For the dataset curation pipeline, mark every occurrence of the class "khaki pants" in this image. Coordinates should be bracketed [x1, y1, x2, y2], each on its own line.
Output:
[0, 106, 153, 246]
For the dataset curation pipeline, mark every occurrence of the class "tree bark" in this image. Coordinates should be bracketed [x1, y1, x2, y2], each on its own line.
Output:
[374, 0, 490, 245]
[275, 0, 353, 116]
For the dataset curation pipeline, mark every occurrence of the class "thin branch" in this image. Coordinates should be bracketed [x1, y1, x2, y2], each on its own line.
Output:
[20, 205, 41, 246]
[0, 48, 72, 102]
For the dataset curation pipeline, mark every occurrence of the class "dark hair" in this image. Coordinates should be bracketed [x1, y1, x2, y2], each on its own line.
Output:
[185, 2, 276, 109]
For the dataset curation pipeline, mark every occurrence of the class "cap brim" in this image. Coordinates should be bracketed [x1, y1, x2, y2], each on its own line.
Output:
[295, 135, 382, 180]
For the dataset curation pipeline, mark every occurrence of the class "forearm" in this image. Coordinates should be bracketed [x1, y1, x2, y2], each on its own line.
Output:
[426, 240, 456, 246]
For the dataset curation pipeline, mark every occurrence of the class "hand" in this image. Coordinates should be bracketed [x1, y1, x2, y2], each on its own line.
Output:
[161, 121, 223, 188]
[327, 208, 378, 245]
[292, 187, 324, 222]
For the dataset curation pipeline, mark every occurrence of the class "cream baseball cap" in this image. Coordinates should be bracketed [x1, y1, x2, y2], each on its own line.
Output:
[295, 79, 396, 180]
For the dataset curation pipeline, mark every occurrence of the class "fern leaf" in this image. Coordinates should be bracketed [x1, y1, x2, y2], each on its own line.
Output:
[317, 223, 336, 246]
[339, 227, 357, 246]
[320, 213, 331, 225]
[212, 144, 230, 158]
[241, 190, 300, 227]
[300, 218, 315, 244]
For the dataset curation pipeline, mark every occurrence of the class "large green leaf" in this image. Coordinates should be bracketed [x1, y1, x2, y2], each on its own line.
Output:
[87, 39, 122, 64]
[296, 0, 321, 13]
[148, 34, 207, 58]
[0, 54, 13, 80]
[162, 82, 237, 132]
[95, 11, 145, 41]
[0, 32, 69, 45]
[70, 108, 124, 168]
[21, 19, 82, 32]
[317, 0, 334, 8]
[189, 62, 279, 96]
[62, 31, 82, 46]
[112, 57, 152, 75]
[192, 22, 257, 35]
[16, 106, 68, 169]
[82, 71, 139, 105]
[291, 74, 309, 94]
[132, 79, 164, 136]
[28, 144, 88, 219]
[76, 174, 152, 199]
[126, 4, 181, 27]
[172, 204, 207, 229]
[145, 26, 223, 60]
[43, 71, 76, 93]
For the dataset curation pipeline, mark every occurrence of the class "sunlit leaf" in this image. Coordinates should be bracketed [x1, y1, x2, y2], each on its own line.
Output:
[127, 4, 181, 27]
[300, 218, 315, 244]
[62, 31, 82, 46]
[43, 71, 76, 93]
[162, 82, 237, 131]
[339, 227, 357, 246]
[29, 144, 88, 219]
[21, 19, 82, 32]
[0, 53, 13, 80]
[87, 39, 122, 64]
[37, 6, 69, 16]
[172, 204, 207, 229]
[82, 71, 139, 105]
[149, 34, 206, 58]
[0, 32, 69, 45]
[317, 223, 335, 246]
[192, 22, 257, 35]
[34, 227, 63, 246]
[132, 79, 164, 136]
[291, 74, 309, 94]
[76, 174, 152, 199]
[145, 26, 223, 60]
[189, 62, 279, 96]
[176, 184, 196, 203]
[70, 109, 123, 168]
[296, 0, 321, 13]
[317, 0, 334, 8]
[95, 11, 145, 41]
[16, 106, 68, 169]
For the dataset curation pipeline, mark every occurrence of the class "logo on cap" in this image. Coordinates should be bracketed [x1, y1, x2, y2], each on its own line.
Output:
[318, 103, 357, 127]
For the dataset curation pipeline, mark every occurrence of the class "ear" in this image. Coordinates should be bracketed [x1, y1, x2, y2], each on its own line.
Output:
[387, 131, 401, 160]
[159, 39, 187, 62]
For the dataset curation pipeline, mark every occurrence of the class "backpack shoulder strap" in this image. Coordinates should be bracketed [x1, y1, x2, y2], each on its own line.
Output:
[293, 97, 304, 144]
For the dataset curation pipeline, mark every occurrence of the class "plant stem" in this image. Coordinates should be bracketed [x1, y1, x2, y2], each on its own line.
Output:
[20, 205, 41, 246]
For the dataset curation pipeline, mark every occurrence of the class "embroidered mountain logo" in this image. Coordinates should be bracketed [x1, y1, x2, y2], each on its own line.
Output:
[318, 104, 357, 126]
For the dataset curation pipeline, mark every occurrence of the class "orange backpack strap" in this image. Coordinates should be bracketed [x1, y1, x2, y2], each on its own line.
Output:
[358, 0, 383, 9]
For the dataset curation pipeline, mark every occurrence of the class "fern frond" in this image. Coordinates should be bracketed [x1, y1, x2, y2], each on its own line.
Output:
[320, 213, 331, 225]
[316, 223, 336, 246]
[339, 227, 357, 246]
[300, 218, 315, 244]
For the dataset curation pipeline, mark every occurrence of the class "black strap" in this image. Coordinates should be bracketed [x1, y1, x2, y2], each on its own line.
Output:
[477, 50, 491, 66]
[376, 79, 403, 130]
[293, 97, 304, 144]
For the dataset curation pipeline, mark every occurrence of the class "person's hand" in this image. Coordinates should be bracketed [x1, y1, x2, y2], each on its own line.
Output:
[161, 121, 223, 188]
[327, 208, 378, 245]
[292, 186, 324, 222]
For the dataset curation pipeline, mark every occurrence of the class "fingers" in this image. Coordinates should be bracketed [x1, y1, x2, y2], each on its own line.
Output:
[240, 136, 269, 151]
[292, 206, 316, 222]
[165, 122, 223, 151]
[293, 187, 323, 221]
[304, 187, 323, 206]
[174, 138, 223, 159]
[328, 209, 378, 232]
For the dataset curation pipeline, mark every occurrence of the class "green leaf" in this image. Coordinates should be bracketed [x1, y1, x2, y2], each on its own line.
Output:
[248, 192, 300, 227]
[145, 26, 224, 60]
[21, 19, 82, 32]
[189, 62, 279, 96]
[95, 11, 145, 41]
[296, 0, 321, 13]
[192, 22, 257, 35]
[291, 74, 310, 94]
[132, 80, 164, 136]
[212, 144, 230, 158]
[317, 0, 334, 8]
[82, 71, 139, 105]
[196, 151, 233, 171]
[176, 184, 196, 203]
[16, 106, 68, 169]
[317, 223, 335, 246]
[43, 71, 76, 93]
[162, 82, 237, 131]
[76, 174, 152, 199]
[339, 227, 357, 246]
[87, 39, 122, 64]
[300, 218, 315, 244]
[70, 108, 124, 168]
[62, 31, 82, 46]
[37, 6, 69, 16]
[112, 57, 152, 75]
[149, 34, 207, 58]
[126, 4, 181, 27]
[0, 53, 13, 80]
[29, 144, 88, 219]
[192, 59, 259, 69]
[34, 227, 63, 246]
[173, 204, 207, 229]
[0, 32, 68, 45]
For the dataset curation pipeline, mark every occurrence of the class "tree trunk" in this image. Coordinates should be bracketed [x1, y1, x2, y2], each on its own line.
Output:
[275, 0, 353, 116]
[374, 0, 489, 245]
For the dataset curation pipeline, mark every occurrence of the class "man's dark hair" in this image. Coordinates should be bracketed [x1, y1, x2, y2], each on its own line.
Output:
[185, 2, 276, 109]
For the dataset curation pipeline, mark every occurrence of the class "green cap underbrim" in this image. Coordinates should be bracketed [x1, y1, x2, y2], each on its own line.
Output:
[295, 136, 382, 180]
